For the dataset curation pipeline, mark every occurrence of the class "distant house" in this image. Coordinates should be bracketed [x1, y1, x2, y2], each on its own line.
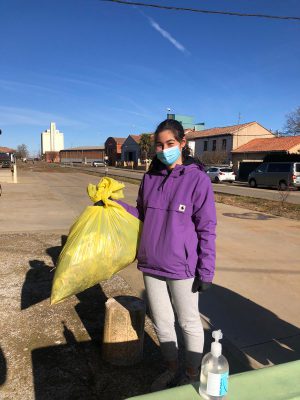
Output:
[59, 146, 105, 164]
[231, 136, 300, 176]
[121, 135, 141, 163]
[0, 146, 15, 163]
[186, 122, 273, 166]
[0, 146, 15, 154]
[105, 137, 126, 166]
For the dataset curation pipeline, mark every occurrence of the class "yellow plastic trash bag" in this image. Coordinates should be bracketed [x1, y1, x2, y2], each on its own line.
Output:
[51, 177, 142, 304]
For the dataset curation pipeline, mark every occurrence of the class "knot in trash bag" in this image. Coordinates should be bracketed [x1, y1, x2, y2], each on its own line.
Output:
[87, 177, 125, 206]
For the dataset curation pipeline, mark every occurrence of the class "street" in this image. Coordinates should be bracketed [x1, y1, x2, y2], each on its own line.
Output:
[63, 164, 300, 205]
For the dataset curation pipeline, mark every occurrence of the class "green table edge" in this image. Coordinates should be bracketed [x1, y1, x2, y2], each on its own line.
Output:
[126, 360, 300, 400]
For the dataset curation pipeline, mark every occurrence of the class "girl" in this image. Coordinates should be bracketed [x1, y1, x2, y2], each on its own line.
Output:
[118, 119, 217, 391]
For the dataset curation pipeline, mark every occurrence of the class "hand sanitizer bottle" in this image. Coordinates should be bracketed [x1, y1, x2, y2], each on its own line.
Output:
[199, 330, 229, 399]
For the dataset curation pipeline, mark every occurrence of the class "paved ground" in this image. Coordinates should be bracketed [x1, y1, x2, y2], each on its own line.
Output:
[0, 167, 299, 399]
[0, 168, 14, 184]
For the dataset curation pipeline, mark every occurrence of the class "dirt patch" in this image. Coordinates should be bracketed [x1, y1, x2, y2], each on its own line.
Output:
[17, 161, 75, 174]
[215, 192, 300, 220]
[17, 162, 142, 184]
[0, 232, 161, 400]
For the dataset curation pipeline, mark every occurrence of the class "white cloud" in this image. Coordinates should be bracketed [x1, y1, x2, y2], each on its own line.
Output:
[0, 79, 60, 95]
[0, 106, 87, 128]
[148, 17, 188, 54]
[108, 106, 155, 120]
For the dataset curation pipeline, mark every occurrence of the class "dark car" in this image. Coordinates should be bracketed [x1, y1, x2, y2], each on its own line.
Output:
[248, 162, 300, 190]
[1, 160, 11, 168]
[0, 153, 12, 168]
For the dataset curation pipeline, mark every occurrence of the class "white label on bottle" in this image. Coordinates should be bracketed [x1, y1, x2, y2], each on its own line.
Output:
[207, 372, 228, 396]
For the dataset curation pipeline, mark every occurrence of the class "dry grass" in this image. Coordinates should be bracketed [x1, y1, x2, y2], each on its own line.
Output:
[214, 192, 300, 220]
[17, 162, 300, 220]
[17, 161, 74, 173]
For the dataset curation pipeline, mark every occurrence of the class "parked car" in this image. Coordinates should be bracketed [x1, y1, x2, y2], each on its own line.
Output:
[248, 162, 300, 190]
[1, 160, 11, 168]
[92, 160, 106, 167]
[206, 166, 236, 183]
[0, 152, 11, 168]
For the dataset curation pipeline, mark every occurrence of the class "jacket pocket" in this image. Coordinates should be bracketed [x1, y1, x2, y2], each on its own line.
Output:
[184, 241, 194, 277]
[139, 201, 191, 272]
[184, 241, 188, 260]
[146, 200, 193, 227]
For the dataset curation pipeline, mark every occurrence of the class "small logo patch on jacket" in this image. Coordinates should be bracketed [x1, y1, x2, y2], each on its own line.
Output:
[178, 204, 186, 212]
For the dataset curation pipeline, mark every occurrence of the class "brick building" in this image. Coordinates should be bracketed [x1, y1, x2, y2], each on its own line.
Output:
[121, 135, 141, 163]
[59, 146, 105, 164]
[105, 137, 126, 166]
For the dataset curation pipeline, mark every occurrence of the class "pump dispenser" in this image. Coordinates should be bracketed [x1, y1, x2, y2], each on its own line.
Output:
[211, 330, 222, 357]
[199, 330, 229, 399]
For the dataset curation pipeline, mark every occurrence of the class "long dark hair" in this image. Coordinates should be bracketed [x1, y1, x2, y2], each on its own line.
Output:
[149, 119, 191, 172]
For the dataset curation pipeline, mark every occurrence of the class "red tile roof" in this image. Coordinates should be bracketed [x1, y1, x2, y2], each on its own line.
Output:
[0, 146, 15, 153]
[113, 137, 126, 144]
[186, 122, 256, 140]
[130, 135, 141, 143]
[141, 132, 154, 139]
[184, 128, 194, 135]
[62, 146, 105, 151]
[232, 136, 300, 153]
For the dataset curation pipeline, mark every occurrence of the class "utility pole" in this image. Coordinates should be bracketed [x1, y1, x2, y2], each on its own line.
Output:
[236, 112, 241, 149]
[104, 155, 109, 176]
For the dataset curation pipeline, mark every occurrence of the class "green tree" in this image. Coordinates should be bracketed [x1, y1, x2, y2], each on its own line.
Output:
[139, 134, 153, 161]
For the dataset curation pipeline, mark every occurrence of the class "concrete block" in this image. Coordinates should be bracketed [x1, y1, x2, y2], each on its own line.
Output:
[102, 296, 146, 366]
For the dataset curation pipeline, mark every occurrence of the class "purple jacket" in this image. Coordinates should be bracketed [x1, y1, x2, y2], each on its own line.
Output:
[118, 160, 217, 282]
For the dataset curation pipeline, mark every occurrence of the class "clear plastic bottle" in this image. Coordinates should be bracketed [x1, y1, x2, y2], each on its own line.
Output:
[199, 330, 229, 400]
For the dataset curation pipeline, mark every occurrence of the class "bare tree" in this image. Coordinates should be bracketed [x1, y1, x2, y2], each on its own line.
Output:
[277, 184, 290, 215]
[284, 106, 300, 136]
[15, 144, 29, 159]
[200, 151, 228, 165]
[34, 150, 41, 160]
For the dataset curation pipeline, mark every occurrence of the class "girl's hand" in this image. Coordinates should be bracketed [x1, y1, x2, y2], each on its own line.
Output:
[94, 197, 113, 206]
[94, 200, 105, 206]
[192, 277, 212, 293]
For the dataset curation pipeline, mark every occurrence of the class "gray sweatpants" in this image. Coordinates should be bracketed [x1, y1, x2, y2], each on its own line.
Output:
[143, 273, 204, 370]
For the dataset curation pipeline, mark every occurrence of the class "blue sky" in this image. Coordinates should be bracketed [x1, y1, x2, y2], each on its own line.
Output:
[0, 0, 299, 155]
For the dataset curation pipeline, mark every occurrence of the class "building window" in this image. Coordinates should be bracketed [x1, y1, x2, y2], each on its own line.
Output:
[212, 140, 216, 151]
[222, 139, 227, 150]
[204, 141, 208, 151]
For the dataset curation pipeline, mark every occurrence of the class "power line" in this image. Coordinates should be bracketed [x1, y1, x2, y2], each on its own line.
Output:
[100, 0, 300, 22]
[187, 135, 285, 137]
[186, 133, 291, 137]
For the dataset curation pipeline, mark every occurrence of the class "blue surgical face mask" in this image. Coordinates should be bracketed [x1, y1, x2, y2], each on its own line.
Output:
[157, 146, 181, 166]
